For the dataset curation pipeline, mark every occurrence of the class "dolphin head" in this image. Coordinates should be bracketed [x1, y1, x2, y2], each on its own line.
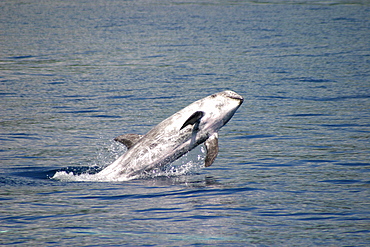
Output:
[214, 90, 244, 123]
[150, 90, 243, 139]
[191, 90, 244, 133]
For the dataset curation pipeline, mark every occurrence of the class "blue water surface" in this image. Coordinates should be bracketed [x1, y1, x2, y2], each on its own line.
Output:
[1, 0, 370, 246]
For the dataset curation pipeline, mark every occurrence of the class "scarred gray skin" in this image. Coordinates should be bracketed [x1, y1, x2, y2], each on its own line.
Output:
[95, 90, 243, 181]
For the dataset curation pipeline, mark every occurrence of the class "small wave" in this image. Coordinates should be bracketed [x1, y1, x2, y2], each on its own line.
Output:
[50, 165, 108, 182]
[51, 170, 132, 182]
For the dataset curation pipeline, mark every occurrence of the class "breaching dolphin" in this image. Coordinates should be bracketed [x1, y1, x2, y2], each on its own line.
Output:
[96, 90, 243, 180]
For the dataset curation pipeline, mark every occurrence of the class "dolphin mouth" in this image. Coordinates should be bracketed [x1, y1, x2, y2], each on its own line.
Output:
[228, 94, 244, 101]
[225, 91, 244, 103]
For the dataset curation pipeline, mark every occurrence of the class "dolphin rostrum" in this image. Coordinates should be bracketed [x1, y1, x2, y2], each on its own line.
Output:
[96, 90, 243, 180]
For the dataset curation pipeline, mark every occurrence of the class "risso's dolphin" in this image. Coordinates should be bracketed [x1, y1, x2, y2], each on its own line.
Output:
[96, 90, 243, 180]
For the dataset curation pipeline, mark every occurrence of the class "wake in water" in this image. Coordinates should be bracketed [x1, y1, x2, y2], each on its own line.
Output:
[51, 140, 206, 182]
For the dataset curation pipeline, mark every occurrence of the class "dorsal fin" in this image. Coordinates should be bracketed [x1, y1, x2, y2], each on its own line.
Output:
[114, 134, 143, 149]
[204, 132, 218, 167]
[180, 111, 205, 130]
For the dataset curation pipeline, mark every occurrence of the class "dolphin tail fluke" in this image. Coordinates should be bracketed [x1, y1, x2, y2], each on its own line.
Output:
[114, 134, 143, 149]
[204, 132, 219, 167]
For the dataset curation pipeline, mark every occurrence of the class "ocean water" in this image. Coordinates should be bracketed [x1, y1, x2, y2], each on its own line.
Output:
[1, 0, 370, 246]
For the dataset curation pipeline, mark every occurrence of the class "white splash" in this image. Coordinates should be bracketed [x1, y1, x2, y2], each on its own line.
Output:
[51, 141, 205, 182]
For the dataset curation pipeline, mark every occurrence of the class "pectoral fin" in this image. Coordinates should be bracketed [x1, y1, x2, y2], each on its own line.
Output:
[180, 111, 205, 130]
[204, 132, 219, 167]
[114, 134, 143, 149]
